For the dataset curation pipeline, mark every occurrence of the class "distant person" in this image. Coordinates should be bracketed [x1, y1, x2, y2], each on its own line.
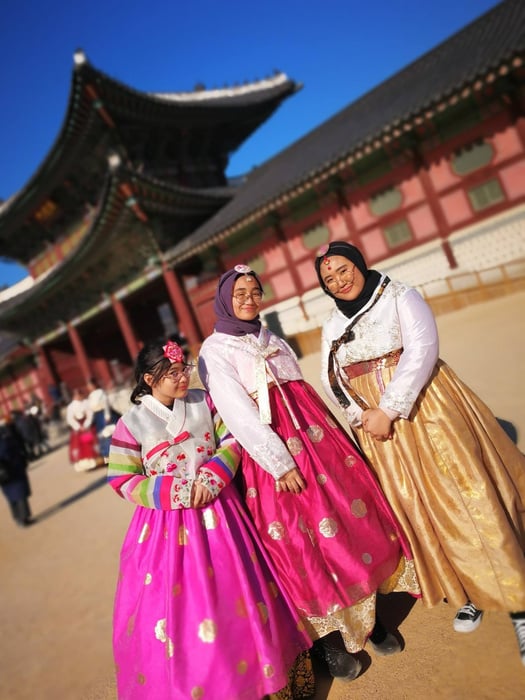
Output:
[107, 340, 313, 699]
[86, 378, 119, 459]
[0, 418, 33, 527]
[198, 265, 421, 683]
[66, 388, 101, 472]
[315, 240, 525, 666]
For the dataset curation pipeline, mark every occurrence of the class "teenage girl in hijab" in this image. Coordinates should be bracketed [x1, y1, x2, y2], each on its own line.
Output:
[107, 339, 313, 700]
[315, 240, 525, 666]
[198, 264, 420, 682]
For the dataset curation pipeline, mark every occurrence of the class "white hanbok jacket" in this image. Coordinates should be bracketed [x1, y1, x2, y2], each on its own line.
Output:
[321, 277, 439, 428]
[198, 328, 303, 480]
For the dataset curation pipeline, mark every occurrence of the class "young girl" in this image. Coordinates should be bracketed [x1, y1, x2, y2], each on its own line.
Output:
[107, 340, 313, 700]
[198, 265, 420, 682]
[315, 240, 525, 665]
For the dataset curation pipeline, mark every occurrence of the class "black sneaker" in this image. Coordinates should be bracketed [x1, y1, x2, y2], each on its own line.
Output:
[511, 617, 525, 667]
[453, 602, 483, 633]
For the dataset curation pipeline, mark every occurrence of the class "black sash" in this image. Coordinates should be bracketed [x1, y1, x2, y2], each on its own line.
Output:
[327, 277, 390, 412]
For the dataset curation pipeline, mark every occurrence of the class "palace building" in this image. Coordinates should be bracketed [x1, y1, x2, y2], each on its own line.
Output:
[1, 0, 524, 415]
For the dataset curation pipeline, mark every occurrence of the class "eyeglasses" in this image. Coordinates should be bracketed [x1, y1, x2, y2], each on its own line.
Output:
[323, 264, 356, 292]
[232, 290, 263, 304]
[161, 365, 194, 382]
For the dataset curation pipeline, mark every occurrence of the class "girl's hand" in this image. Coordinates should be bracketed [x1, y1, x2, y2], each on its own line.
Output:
[276, 467, 306, 494]
[191, 481, 214, 508]
[361, 408, 393, 441]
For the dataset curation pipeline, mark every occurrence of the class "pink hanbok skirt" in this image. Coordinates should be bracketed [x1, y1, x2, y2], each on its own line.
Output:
[241, 380, 419, 650]
[113, 482, 311, 700]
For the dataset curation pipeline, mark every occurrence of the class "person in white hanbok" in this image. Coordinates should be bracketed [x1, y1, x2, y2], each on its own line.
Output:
[315, 240, 525, 666]
[199, 265, 420, 682]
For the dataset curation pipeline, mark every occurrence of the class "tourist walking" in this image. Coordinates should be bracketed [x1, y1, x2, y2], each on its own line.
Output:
[87, 378, 119, 459]
[0, 418, 33, 527]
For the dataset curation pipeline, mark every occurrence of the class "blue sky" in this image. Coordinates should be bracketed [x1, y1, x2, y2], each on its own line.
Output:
[0, 0, 501, 287]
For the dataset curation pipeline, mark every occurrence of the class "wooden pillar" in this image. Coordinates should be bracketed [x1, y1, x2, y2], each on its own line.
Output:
[67, 323, 91, 381]
[162, 264, 202, 350]
[411, 144, 458, 269]
[34, 345, 56, 410]
[97, 359, 114, 388]
[111, 295, 141, 362]
[271, 219, 309, 320]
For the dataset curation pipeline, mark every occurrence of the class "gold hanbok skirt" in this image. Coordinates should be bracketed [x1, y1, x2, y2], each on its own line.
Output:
[349, 359, 525, 612]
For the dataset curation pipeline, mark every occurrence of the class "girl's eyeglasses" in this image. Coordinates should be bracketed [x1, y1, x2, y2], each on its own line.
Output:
[232, 290, 263, 304]
[162, 365, 194, 382]
[323, 264, 356, 291]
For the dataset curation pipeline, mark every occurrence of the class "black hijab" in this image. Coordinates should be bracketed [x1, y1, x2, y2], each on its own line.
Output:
[314, 241, 382, 318]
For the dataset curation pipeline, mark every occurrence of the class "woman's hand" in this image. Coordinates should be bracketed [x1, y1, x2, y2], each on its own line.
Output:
[361, 408, 393, 442]
[191, 481, 214, 508]
[276, 467, 306, 494]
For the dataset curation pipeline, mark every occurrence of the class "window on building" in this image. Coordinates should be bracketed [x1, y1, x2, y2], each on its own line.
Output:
[302, 223, 329, 250]
[451, 141, 493, 176]
[467, 178, 504, 212]
[246, 254, 266, 275]
[369, 187, 402, 217]
[384, 219, 412, 248]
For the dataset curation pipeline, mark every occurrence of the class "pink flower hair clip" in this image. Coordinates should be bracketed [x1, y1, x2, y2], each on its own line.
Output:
[316, 244, 330, 258]
[234, 264, 252, 274]
[162, 340, 184, 363]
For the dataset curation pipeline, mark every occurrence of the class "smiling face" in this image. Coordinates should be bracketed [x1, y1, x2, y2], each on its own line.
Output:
[231, 275, 263, 321]
[145, 362, 192, 406]
[319, 254, 366, 301]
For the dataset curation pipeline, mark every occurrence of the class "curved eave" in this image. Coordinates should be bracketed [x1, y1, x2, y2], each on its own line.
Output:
[77, 57, 300, 118]
[0, 167, 234, 331]
[124, 167, 235, 209]
[0, 52, 299, 263]
[0, 67, 103, 243]
[0, 174, 138, 325]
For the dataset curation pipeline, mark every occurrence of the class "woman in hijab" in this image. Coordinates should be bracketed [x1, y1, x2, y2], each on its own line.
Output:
[315, 240, 525, 666]
[198, 264, 420, 682]
[107, 339, 313, 700]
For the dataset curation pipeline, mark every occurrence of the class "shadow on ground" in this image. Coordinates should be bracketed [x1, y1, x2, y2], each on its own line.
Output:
[33, 472, 107, 524]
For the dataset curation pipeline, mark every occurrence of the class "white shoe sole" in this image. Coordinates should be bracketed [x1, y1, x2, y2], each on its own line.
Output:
[453, 612, 483, 633]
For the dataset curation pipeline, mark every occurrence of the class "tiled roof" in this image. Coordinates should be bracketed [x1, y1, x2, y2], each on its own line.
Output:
[170, 0, 525, 259]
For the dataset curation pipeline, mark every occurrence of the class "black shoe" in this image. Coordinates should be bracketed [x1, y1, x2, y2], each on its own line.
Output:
[315, 634, 362, 681]
[368, 618, 402, 656]
[369, 631, 402, 656]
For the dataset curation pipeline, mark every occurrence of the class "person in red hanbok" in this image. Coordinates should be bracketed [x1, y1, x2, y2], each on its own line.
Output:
[66, 387, 101, 471]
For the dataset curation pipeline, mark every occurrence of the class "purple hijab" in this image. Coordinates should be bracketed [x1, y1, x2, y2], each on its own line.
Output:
[213, 265, 264, 336]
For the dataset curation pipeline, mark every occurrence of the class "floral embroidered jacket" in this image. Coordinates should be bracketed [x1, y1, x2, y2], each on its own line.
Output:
[107, 389, 240, 509]
[321, 277, 439, 428]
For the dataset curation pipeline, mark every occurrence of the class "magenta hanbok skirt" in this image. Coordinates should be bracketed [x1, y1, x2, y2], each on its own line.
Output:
[113, 482, 311, 700]
[241, 380, 419, 650]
